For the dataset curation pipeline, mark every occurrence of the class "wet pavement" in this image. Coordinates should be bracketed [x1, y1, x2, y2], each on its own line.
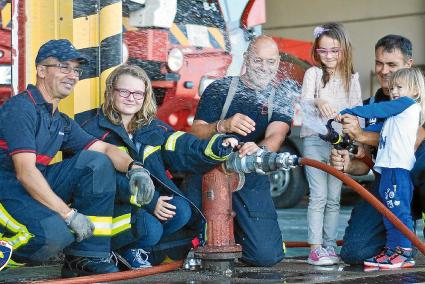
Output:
[2, 204, 425, 283]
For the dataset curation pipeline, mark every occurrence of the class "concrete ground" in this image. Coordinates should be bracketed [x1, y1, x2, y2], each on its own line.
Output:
[2, 254, 425, 283]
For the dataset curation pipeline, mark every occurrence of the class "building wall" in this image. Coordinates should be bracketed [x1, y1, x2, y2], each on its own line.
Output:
[264, 0, 425, 98]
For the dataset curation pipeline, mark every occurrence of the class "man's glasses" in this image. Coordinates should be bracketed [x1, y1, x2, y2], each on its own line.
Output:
[316, 48, 341, 56]
[114, 88, 145, 100]
[42, 63, 83, 77]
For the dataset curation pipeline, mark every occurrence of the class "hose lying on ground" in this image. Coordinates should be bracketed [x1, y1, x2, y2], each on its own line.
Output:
[299, 157, 425, 256]
[36, 260, 183, 284]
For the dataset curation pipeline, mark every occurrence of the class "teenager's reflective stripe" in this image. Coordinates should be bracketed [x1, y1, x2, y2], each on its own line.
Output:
[165, 131, 185, 151]
[112, 213, 131, 236]
[143, 145, 161, 162]
[117, 146, 129, 153]
[204, 134, 229, 161]
[87, 216, 112, 236]
[0, 204, 33, 249]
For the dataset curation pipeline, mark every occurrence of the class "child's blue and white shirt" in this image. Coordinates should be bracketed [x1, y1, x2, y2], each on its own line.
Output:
[340, 97, 420, 173]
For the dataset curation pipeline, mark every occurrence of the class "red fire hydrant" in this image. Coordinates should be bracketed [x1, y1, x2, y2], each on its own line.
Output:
[194, 165, 242, 273]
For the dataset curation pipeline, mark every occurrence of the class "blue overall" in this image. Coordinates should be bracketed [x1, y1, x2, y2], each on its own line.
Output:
[74, 108, 234, 252]
[188, 76, 293, 266]
[0, 85, 116, 263]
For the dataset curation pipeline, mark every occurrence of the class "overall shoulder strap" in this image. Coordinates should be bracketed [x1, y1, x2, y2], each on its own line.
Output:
[220, 76, 239, 120]
[267, 87, 275, 122]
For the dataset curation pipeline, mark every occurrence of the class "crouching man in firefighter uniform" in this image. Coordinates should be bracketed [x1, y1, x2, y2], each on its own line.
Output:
[0, 40, 154, 277]
[74, 64, 238, 269]
[189, 36, 294, 266]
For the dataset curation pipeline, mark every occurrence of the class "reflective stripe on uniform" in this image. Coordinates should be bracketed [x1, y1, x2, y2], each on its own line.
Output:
[143, 145, 161, 162]
[0, 204, 33, 249]
[87, 216, 112, 236]
[165, 131, 185, 151]
[204, 134, 229, 161]
[111, 213, 131, 236]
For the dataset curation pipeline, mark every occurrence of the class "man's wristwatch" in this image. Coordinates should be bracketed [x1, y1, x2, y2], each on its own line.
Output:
[127, 160, 144, 172]
[259, 145, 269, 152]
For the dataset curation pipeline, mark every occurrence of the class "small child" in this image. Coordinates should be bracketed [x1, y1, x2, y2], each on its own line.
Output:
[338, 68, 425, 269]
[300, 22, 363, 266]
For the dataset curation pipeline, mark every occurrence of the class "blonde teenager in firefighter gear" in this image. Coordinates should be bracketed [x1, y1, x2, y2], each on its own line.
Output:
[73, 64, 238, 269]
[0, 40, 155, 277]
[190, 35, 294, 266]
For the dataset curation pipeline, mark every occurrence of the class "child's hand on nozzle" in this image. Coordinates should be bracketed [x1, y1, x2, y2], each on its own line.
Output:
[335, 113, 343, 122]
[222, 137, 239, 148]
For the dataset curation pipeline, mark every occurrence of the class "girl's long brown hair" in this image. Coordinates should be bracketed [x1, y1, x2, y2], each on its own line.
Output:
[312, 22, 354, 94]
[102, 64, 157, 134]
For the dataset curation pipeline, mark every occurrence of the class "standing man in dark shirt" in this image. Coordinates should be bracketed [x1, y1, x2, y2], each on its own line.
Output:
[0, 39, 154, 276]
[330, 35, 414, 265]
[190, 35, 295, 266]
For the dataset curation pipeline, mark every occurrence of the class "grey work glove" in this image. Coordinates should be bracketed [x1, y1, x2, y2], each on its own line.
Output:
[64, 209, 95, 242]
[128, 167, 155, 206]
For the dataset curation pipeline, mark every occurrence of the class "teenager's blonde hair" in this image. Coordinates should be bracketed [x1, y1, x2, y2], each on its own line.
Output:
[102, 64, 157, 133]
[311, 22, 354, 94]
[390, 68, 425, 125]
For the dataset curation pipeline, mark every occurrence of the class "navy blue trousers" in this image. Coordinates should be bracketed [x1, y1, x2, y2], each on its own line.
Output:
[379, 168, 414, 249]
[112, 174, 191, 251]
[0, 151, 116, 262]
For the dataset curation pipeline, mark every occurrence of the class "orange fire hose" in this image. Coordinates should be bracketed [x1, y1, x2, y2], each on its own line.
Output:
[37, 260, 183, 284]
[299, 157, 425, 255]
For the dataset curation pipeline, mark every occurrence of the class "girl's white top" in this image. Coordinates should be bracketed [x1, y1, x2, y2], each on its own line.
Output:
[300, 66, 363, 138]
[374, 103, 420, 173]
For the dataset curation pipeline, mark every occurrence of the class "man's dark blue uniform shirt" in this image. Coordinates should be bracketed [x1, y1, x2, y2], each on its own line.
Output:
[0, 84, 96, 172]
[195, 76, 293, 143]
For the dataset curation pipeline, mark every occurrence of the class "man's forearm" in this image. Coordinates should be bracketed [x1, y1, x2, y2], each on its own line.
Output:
[104, 146, 133, 172]
[260, 122, 289, 152]
[345, 159, 371, 175]
[190, 120, 218, 139]
[89, 141, 133, 173]
[355, 131, 379, 147]
[260, 133, 285, 152]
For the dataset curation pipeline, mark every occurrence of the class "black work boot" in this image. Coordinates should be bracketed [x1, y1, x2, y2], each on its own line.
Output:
[61, 254, 119, 277]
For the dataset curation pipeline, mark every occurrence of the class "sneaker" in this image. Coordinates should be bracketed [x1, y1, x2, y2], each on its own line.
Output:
[116, 248, 152, 270]
[325, 246, 340, 264]
[307, 246, 333, 266]
[363, 247, 391, 267]
[379, 247, 415, 269]
[61, 254, 119, 278]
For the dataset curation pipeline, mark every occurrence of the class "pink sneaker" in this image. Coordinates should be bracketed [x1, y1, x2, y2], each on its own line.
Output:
[325, 246, 340, 264]
[307, 247, 333, 266]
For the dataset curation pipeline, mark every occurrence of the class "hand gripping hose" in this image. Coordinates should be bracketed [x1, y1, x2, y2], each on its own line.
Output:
[299, 157, 425, 256]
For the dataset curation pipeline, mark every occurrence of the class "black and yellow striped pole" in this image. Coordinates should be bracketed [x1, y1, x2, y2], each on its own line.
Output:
[72, 0, 122, 112]
[99, 0, 122, 105]
[0, 0, 11, 29]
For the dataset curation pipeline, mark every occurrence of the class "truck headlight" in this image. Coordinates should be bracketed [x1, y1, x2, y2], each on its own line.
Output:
[167, 48, 184, 72]
[0, 65, 11, 85]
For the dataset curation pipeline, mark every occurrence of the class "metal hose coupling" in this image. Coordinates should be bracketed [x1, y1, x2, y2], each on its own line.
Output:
[225, 149, 299, 175]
